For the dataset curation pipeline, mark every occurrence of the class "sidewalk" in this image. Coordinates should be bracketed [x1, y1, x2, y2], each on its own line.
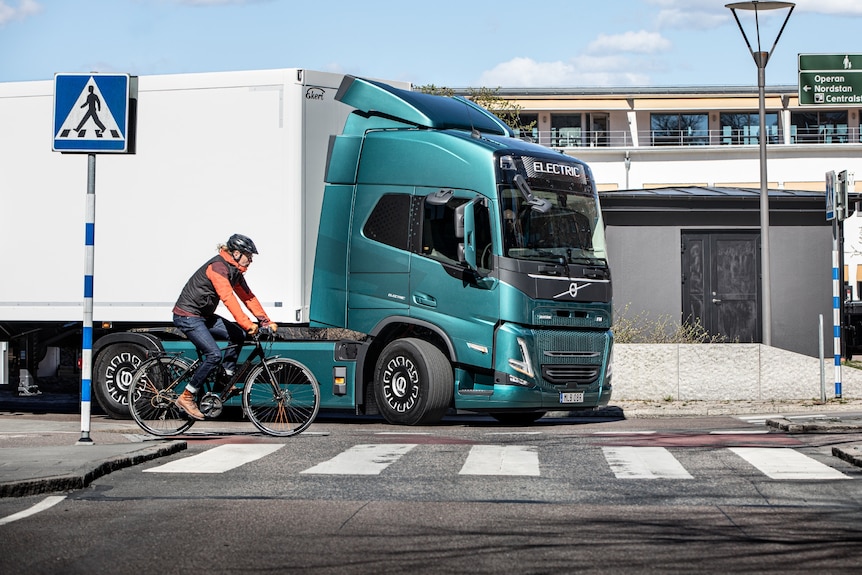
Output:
[0, 413, 187, 498]
[2, 391, 861, 498]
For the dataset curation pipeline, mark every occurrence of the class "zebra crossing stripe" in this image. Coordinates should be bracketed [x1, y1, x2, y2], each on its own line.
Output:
[603, 446, 693, 479]
[459, 445, 540, 476]
[301, 444, 416, 475]
[729, 447, 850, 480]
[144, 444, 284, 474]
[138, 443, 854, 480]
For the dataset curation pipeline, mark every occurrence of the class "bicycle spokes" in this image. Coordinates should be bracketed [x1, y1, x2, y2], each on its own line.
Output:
[242, 358, 320, 437]
[128, 356, 196, 436]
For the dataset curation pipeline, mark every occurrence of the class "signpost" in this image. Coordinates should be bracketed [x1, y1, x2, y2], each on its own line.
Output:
[52, 73, 136, 445]
[826, 170, 855, 401]
[799, 54, 862, 106]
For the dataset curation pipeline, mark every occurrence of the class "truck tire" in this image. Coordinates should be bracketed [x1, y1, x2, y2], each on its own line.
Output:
[93, 342, 147, 419]
[373, 338, 452, 425]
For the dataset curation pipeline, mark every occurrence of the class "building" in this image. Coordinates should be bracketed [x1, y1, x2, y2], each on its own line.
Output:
[493, 85, 862, 356]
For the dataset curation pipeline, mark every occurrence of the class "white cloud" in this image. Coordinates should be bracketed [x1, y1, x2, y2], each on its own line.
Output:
[587, 30, 671, 54]
[793, 0, 862, 15]
[649, 0, 862, 17]
[0, 0, 40, 26]
[656, 9, 727, 30]
[477, 56, 650, 88]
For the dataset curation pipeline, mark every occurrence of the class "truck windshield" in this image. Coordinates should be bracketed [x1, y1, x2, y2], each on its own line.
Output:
[500, 186, 607, 265]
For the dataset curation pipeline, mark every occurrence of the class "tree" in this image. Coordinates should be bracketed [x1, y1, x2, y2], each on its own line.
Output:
[415, 84, 535, 134]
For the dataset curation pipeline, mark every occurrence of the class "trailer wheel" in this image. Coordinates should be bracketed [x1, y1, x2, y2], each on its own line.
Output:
[373, 338, 452, 425]
[93, 343, 147, 419]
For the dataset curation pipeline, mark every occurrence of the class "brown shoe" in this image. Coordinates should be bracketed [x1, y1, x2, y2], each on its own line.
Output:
[176, 389, 205, 420]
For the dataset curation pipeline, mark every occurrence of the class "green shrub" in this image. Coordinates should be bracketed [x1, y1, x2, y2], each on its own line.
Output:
[612, 304, 733, 344]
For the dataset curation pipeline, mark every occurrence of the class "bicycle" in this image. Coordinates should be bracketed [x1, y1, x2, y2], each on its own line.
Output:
[127, 329, 320, 437]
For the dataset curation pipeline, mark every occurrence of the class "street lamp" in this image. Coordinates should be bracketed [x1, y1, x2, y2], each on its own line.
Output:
[726, 1, 794, 347]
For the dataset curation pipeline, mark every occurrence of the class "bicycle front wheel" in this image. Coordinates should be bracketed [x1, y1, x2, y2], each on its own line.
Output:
[242, 358, 320, 437]
[128, 356, 196, 436]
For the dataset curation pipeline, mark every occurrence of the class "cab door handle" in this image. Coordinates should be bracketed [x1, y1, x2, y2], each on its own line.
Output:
[413, 293, 437, 307]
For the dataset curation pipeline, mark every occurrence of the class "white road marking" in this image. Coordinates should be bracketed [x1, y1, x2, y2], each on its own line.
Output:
[459, 445, 540, 476]
[0, 496, 66, 526]
[144, 444, 284, 474]
[301, 444, 416, 475]
[729, 447, 851, 480]
[603, 446, 693, 479]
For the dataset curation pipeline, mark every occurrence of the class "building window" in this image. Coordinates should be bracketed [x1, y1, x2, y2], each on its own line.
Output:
[720, 112, 779, 145]
[552, 114, 582, 147]
[791, 111, 848, 143]
[650, 113, 708, 146]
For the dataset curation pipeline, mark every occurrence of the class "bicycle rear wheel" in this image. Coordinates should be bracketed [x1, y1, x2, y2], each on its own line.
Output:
[128, 356, 196, 436]
[242, 357, 320, 437]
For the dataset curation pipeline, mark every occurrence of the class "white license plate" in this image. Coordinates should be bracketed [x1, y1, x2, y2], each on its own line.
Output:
[559, 392, 584, 404]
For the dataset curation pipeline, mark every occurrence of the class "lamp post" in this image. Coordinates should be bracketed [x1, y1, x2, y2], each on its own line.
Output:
[726, 1, 794, 346]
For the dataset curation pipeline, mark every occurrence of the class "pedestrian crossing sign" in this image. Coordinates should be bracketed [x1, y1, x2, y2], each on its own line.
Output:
[53, 73, 131, 153]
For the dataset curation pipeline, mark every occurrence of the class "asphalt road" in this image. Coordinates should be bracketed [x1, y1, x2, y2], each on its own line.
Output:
[2, 412, 861, 573]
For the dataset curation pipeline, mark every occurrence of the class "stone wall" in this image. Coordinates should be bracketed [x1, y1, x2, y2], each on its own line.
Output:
[613, 343, 860, 401]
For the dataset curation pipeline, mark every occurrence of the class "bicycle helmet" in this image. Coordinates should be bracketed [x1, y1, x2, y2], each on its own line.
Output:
[227, 233, 258, 255]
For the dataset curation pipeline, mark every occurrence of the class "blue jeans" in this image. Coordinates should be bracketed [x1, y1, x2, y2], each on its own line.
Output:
[172, 314, 246, 393]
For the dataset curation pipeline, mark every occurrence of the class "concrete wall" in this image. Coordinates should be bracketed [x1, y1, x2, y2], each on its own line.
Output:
[607, 226, 680, 327]
[613, 343, 859, 401]
[605, 222, 833, 357]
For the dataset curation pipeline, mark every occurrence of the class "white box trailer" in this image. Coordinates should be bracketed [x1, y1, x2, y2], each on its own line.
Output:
[1, 68, 393, 324]
[0, 68, 407, 400]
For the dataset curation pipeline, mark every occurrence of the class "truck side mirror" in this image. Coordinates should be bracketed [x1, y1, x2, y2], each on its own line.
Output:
[455, 201, 477, 270]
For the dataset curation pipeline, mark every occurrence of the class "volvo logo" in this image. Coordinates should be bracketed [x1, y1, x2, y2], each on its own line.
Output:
[554, 281, 592, 299]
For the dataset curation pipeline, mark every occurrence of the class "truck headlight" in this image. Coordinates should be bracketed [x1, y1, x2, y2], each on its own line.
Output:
[508, 337, 535, 379]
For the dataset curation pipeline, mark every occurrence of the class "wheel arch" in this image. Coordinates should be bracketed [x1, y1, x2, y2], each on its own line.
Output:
[93, 331, 165, 359]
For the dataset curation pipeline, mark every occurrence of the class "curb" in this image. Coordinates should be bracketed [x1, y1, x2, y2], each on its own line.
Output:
[0, 440, 187, 498]
[833, 444, 862, 467]
[765, 417, 862, 433]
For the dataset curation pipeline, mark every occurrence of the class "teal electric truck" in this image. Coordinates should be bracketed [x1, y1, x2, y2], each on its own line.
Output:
[292, 77, 614, 424]
[1, 70, 612, 425]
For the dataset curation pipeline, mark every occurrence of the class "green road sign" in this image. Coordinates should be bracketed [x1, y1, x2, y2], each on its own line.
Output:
[798, 53, 862, 106]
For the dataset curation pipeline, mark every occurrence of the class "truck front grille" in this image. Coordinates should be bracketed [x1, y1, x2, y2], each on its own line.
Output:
[533, 329, 609, 391]
[542, 365, 600, 386]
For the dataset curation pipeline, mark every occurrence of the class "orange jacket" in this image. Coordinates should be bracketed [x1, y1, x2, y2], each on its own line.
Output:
[173, 249, 269, 331]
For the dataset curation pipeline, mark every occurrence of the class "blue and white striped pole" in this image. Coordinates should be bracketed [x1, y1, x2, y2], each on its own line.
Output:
[833, 244, 842, 399]
[78, 153, 96, 445]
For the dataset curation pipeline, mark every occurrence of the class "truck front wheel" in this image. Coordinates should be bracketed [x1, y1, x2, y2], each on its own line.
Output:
[374, 338, 452, 425]
[93, 343, 147, 419]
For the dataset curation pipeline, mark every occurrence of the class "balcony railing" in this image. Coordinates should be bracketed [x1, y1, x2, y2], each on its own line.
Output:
[520, 127, 862, 148]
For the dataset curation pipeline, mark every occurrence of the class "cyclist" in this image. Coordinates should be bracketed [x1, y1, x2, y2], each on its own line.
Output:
[172, 233, 278, 420]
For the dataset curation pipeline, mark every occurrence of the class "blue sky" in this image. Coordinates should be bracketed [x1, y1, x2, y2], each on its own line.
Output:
[2, 0, 862, 88]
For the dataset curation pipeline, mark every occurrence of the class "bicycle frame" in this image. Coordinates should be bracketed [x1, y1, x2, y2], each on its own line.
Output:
[190, 334, 273, 413]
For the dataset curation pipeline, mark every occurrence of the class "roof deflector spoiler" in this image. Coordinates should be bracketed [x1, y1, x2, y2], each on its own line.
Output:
[335, 76, 512, 136]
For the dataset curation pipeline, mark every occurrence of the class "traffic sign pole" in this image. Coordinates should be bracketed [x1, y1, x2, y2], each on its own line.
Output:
[53, 73, 135, 446]
[78, 154, 97, 445]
